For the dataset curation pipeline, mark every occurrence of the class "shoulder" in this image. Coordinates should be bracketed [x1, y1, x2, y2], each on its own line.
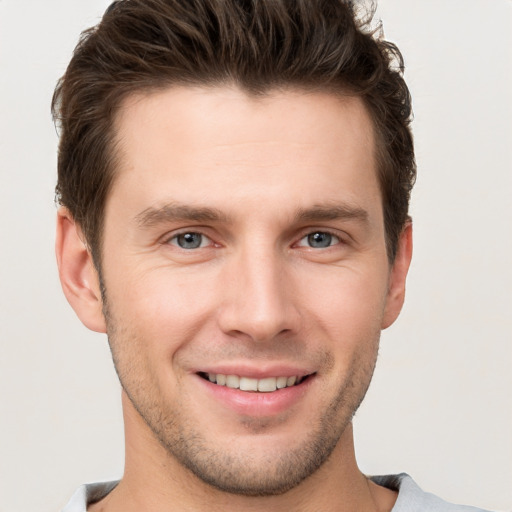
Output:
[370, 473, 494, 512]
[61, 481, 119, 512]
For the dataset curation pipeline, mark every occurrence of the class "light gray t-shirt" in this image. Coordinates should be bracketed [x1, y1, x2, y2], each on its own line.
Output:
[62, 473, 492, 511]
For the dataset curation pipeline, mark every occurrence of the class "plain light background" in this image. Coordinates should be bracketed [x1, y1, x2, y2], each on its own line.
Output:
[0, 1, 510, 511]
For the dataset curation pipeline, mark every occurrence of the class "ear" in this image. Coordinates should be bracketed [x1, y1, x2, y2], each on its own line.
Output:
[55, 208, 107, 333]
[381, 221, 413, 329]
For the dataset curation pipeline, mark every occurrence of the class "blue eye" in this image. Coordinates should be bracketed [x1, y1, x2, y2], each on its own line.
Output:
[171, 232, 209, 249]
[298, 231, 340, 248]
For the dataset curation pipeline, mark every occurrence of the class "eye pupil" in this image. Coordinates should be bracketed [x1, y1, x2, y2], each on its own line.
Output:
[307, 232, 332, 248]
[177, 232, 202, 249]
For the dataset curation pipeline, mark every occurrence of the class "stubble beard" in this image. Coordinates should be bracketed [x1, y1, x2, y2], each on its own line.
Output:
[103, 297, 380, 497]
[153, 361, 376, 497]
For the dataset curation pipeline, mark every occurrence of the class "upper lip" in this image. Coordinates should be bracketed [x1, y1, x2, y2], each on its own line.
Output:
[193, 363, 316, 379]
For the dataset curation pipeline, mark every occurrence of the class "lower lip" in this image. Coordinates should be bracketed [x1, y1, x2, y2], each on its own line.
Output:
[196, 375, 315, 417]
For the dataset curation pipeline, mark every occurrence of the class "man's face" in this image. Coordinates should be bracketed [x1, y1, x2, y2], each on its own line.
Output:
[99, 87, 405, 495]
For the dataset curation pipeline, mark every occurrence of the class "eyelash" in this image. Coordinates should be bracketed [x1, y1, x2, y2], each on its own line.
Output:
[165, 231, 214, 250]
[164, 229, 345, 251]
[295, 230, 342, 249]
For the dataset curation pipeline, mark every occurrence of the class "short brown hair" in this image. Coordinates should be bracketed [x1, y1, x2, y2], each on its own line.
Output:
[53, 0, 415, 265]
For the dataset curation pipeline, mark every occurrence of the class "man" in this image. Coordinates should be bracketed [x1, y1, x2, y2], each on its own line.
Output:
[54, 1, 491, 510]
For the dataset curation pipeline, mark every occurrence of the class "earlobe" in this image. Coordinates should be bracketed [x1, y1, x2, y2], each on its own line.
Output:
[381, 222, 413, 329]
[55, 208, 107, 333]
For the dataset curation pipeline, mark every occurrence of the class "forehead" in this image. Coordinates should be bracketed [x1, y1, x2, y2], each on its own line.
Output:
[115, 85, 375, 158]
[109, 86, 381, 223]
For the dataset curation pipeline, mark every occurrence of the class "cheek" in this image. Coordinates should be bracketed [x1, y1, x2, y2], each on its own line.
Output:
[104, 251, 389, 363]
[103, 276, 206, 400]
[298, 264, 389, 347]
[105, 265, 219, 354]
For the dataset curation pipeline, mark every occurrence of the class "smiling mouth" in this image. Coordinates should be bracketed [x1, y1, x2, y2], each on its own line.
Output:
[198, 372, 313, 392]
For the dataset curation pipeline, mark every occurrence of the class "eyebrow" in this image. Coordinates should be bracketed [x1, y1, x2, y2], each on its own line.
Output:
[135, 201, 369, 229]
[293, 203, 369, 224]
[135, 203, 230, 228]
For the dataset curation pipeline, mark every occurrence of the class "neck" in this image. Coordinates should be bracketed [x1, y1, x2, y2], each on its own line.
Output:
[89, 393, 396, 512]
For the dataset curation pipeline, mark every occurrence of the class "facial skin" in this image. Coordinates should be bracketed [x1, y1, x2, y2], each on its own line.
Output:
[56, 86, 411, 511]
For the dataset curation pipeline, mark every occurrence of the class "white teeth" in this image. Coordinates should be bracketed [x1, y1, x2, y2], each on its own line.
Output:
[239, 377, 258, 391]
[258, 377, 277, 392]
[226, 375, 239, 389]
[276, 376, 288, 389]
[205, 373, 305, 392]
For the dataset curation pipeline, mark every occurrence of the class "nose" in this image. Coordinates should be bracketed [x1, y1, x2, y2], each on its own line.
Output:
[216, 245, 301, 343]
